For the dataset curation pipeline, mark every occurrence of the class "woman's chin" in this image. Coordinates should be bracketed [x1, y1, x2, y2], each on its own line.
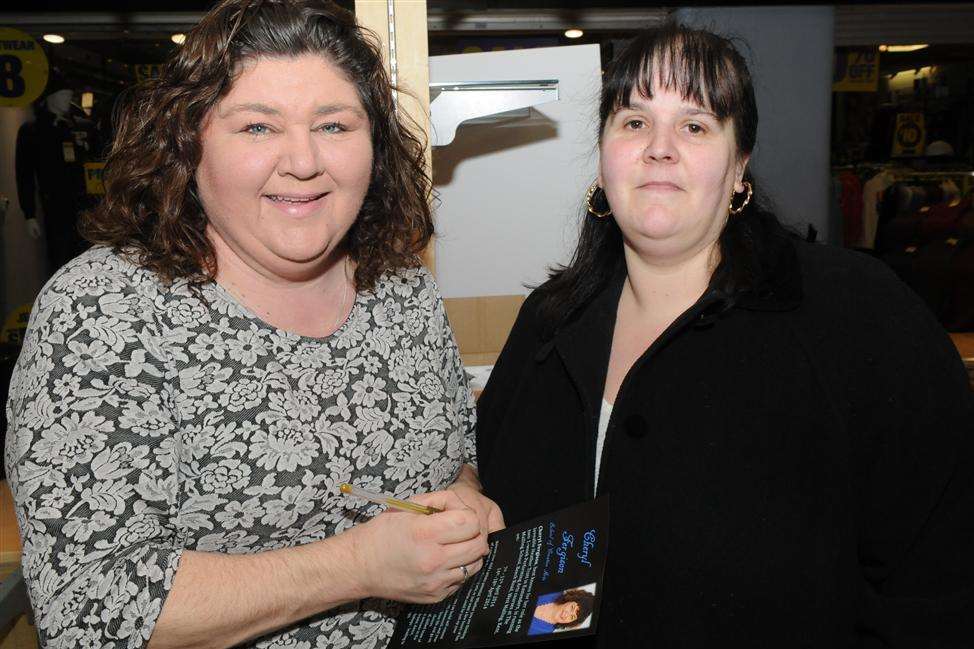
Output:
[622, 215, 723, 263]
[624, 209, 684, 237]
[256, 245, 339, 280]
[624, 224, 692, 257]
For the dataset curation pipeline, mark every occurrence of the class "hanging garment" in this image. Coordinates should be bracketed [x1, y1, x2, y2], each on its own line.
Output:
[838, 171, 864, 247]
[917, 197, 971, 242]
[880, 215, 921, 251]
[861, 170, 894, 249]
[947, 240, 974, 331]
[15, 108, 97, 274]
[941, 179, 962, 206]
[911, 240, 962, 322]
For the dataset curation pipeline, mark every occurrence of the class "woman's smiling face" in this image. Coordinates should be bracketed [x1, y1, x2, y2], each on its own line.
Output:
[556, 600, 580, 624]
[196, 53, 373, 282]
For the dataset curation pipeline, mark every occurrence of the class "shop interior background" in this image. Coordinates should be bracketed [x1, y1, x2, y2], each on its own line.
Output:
[4, 2, 974, 330]
[3, 1, 974, 643]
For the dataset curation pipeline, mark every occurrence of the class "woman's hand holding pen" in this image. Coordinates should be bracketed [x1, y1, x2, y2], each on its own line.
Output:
[449, 464, 506, 536]
[349, 490, 489, 604]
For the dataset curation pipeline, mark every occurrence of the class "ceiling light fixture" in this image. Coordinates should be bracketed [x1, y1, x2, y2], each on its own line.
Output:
[42, 34, 65, 44]
[879, 44, 929, 53]
[564, 29, 584, 39]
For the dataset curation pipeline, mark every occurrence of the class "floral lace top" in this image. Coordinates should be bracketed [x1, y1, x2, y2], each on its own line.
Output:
[4, 246, 476, 649]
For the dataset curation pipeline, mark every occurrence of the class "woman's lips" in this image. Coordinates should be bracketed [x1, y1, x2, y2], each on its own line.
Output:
[638, 181, 683, 191]
[263, 192, 328, 216]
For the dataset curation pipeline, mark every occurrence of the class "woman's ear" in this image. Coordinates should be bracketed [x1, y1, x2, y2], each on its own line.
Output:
[734, 154, 751, 193]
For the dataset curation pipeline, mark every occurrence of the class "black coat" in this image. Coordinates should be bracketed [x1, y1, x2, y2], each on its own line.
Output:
[476, 240, 974, 648]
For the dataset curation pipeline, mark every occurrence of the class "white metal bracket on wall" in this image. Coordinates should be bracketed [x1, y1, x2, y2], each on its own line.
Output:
[429, 79, 559, 147]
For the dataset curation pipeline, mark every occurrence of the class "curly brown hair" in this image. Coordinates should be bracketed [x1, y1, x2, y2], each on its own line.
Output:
[552, 588, 595, 629]
[82, 0, 433, 291]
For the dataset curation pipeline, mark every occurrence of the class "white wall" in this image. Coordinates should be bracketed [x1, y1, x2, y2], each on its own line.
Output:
[676, 6, 838, 243]
[430, 44, 603, 298]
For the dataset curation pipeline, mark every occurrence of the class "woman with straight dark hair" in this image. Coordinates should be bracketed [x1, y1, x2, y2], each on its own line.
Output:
[476, 23, 974, 647]
[5, 1, 501, 648]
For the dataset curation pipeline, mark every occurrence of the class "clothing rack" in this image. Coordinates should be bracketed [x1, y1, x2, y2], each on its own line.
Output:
[888, 170, 974, 179]
[833, 165, 974, 194]
[832, 163, 890, 170]
[833, 165, 974, 179]
[886, 170, 974, 195]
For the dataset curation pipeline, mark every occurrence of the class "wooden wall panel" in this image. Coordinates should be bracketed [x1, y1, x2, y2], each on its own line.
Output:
[444, 295, 525, 366]
[354, 0, 434, 271]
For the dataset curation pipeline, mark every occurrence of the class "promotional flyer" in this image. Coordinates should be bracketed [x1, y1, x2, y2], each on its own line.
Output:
[390, 498, 609, 648]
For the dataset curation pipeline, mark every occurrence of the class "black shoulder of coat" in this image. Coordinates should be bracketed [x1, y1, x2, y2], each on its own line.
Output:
[791, 241, 935, 328]
[794, 240, 904, 293]
[517, 280, 558, 335]
[788, 240, 968, 402]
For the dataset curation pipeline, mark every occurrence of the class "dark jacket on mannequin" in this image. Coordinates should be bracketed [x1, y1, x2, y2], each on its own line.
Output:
[15, 106, 94, 271]
[476, 235, 974, 648]
[14, 106, 91, 220]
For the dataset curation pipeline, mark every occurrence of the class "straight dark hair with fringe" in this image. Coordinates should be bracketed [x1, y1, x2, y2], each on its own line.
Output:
[535, 22, 791, 336]
[82, 0, 433, 291]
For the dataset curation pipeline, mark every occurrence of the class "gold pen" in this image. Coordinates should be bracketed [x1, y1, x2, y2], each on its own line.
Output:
[340, 483, 443, 515]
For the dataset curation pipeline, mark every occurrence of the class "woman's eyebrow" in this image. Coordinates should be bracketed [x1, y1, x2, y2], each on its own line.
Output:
[221, 102, 280, 117]
[615, 101, 716, 119]
[218, 102, 366, 118]
[314, 103, 366, 118]
[621, 99, 650, 112]
[680, 107, 717, 118]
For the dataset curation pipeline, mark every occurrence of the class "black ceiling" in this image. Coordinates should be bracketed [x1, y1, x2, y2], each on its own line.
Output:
[6, 0, 974, 10]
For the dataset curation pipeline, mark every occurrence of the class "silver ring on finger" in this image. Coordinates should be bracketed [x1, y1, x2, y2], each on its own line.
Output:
[459, 564, 469, 583]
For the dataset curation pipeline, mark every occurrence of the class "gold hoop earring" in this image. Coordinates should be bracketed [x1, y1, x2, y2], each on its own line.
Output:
[586, 181, 612, 218]
[728, 180, 753, 215]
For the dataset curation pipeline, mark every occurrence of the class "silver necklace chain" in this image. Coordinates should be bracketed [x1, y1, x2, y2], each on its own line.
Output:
[331, 256, 350, 333]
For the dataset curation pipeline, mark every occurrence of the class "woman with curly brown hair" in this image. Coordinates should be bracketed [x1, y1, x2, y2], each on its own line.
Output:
[4, 1, 502, 648]
[528, 588, 596, 635]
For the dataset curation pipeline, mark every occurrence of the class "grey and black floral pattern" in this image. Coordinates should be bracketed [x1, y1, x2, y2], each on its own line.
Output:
[4, 246, 476, 649]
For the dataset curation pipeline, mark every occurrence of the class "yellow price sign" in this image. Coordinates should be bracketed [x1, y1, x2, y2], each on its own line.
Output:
[892, 112, 926, 157]
[1, 303, 33, 345]
[84, 162, 106, 195]
[0, 27, 50, 107]
[833, 49, 879, 92]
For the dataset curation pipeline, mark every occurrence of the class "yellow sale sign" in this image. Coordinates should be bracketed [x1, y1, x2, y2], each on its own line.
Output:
[892, 113, 926, 157]
[0, 27, 50, 107]
[833, 50, 879, 92]
[84, 162, 106, 195]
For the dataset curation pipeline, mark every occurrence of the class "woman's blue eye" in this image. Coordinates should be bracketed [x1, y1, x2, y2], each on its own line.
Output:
[319, 122, 347, 134]
[244, 123, 269, 135]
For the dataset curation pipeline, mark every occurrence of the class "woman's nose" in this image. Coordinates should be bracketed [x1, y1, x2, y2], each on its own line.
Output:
[277, 130, 322, 179]
[642, 128, 678, 163]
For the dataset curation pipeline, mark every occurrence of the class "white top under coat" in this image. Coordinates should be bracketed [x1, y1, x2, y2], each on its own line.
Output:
[595, 398, 614, 492]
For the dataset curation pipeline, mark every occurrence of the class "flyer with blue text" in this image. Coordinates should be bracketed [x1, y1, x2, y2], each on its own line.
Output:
[390, 498, 609, 648]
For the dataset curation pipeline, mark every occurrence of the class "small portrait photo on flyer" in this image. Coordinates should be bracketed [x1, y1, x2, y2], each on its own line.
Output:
[527, 583, 597, 636]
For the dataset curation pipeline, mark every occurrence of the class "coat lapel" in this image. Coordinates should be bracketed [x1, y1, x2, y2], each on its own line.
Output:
[542, 237, 804, 494]
[552, 270, 626, 414]
[548, 271, 625, 496]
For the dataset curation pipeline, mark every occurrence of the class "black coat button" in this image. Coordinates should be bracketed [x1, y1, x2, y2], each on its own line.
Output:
[623, 413, 648, 439]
